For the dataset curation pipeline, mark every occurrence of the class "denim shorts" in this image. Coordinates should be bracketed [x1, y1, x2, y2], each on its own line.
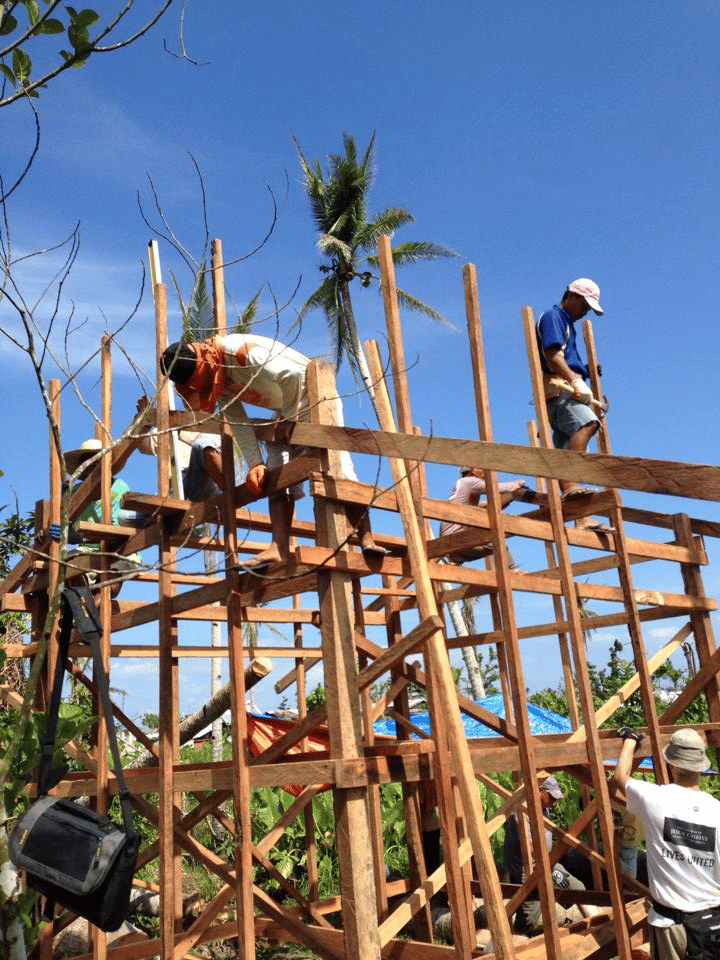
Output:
[266, 441, 359, 501]
[547, 394, 599, 449]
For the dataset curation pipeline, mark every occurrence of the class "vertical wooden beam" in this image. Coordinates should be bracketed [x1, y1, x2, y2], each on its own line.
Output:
[382, 573, 434, 941]
[352, 580, 389, 920]
[212, 237, 256, 960]
[37, 380, 62, 960]
[379, 238, 477, 953]
[522, 304, 633, 960]
[583, 317, 612, 455]
[365, 339, 515, 960]
[527, 421, 580, 730]
[306, 359, 382, 960]
[608, 490, 668, 783]
[91, 337, 112, 960]
[155, 280, 182, 959]
[673, 512, 720, 749]
[465, 265, 562, 955]
[377, 234, 423, 507]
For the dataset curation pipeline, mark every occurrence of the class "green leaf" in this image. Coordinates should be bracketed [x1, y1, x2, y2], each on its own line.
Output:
[66, 9, 99, 56]
[0, 13, 18, 35]
[12, 47, 32, 85]
[0, 63, 16, 85]
[35, 17, 65, 35]
[69, 8, 100, 31]
[25, 1, 40, 26]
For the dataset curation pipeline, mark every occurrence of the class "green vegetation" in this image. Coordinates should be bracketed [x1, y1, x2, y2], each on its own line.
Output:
[294, 131, 457, 393]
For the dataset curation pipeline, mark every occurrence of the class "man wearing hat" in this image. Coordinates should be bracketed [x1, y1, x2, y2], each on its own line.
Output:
[535, 278, 614, 534]
[614, 728, 720, 959]
[51, 439, 147, 594]
[439, 466, 530, 566]
[503, 775, 586, 935]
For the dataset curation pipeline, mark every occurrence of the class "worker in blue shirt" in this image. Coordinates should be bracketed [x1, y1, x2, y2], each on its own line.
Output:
[536, 278, 613, 534]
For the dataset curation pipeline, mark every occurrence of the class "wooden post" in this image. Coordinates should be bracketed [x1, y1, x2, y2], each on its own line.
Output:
[365, 338, 515, 960]
[155, 280, 183, 957]
[465, 265, 562, 956]
[212, 237, 256, 960]
[306, 359, 382, 960]
[522, 304, 633, 960]
[90, 336, 113, 960]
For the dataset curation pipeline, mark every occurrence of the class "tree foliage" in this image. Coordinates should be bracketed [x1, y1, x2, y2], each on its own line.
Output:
[529, 638, 704, 729]
[0, 1, 176, 108]
[294, 130, 457, 383]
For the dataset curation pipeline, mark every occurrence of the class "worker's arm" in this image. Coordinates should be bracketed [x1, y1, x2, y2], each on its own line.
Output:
[612, 728, 646, 791]
[544, 346, 583, 385]
[544, 347, 593, 401]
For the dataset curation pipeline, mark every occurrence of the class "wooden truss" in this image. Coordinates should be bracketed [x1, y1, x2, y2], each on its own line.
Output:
[2, 237, 720, 960]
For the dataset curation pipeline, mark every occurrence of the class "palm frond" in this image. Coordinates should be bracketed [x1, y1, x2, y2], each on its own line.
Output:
[317, 234, 353, 264]
[297, 276, 356, 373]
[356, 209, 415, 250]
[233, 285, 265, 334]
[390, 240, 459, 264]
[396, 289, 458, 330]
[173, 265, 214, 341]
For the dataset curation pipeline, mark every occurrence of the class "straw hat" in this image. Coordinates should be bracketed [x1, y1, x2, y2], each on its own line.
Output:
[64, 438, 103, 473]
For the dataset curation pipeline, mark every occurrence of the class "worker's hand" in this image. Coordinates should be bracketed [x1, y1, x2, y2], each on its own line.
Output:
[246, 463, 267, 496]
[274, 419, 295, 447]
[570, 378, 594, 404]
[512, 482, 536, 502]
[618, 726, 646, 745]
[47, 524, 82, 545]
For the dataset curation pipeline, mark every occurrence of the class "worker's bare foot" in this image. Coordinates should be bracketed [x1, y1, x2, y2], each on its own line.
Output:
[238, 545, 287, 571]
[561, 485, 594, 500]
[360, 534, 390, 559]
[576, 519, 615, 534]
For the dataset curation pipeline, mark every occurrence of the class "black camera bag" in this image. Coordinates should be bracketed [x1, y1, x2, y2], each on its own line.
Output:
[9, 586, 139, 932]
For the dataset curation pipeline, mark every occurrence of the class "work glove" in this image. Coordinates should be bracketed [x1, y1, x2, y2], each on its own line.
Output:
[570, 378, 594, 404]
[246, 463, 267, 497]
[48, 523, 83, 544]
[617, 726, 646, 745]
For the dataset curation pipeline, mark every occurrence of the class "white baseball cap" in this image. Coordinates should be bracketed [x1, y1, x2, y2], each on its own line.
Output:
[567, 278, 603, 315]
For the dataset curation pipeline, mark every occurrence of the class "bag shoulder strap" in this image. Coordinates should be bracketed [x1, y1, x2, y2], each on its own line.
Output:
[38, 586, 136, 839]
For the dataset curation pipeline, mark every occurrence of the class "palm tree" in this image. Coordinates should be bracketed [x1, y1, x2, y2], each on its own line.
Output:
[293, 133, 493, 699]
[293, 131, 458, 404]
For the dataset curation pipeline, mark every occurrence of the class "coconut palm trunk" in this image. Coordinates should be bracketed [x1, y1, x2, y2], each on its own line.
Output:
[339, 277, 376, 405]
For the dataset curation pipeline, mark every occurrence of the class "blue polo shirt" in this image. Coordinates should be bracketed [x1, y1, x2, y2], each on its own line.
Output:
[536, 304, 589, 380]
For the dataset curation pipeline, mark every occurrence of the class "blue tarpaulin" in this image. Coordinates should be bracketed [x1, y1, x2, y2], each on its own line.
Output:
[373, 693, 573, 739]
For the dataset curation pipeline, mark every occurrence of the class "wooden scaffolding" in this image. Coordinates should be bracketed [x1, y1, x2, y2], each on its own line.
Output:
[2, 237, 720, 960]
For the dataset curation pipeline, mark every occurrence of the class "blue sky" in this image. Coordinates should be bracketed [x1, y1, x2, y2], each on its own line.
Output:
[2, 1, 719, 721]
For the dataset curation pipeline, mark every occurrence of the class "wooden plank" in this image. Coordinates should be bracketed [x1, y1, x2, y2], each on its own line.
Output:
[313, 474, 705, 564]
[522, 304, 633, 960]
[306, 359, 383, 960]
[365, 337, 516, 960]
[673, 513, 720, 752]
[253, 419, 720, 503]
[153, 281, 182, 960]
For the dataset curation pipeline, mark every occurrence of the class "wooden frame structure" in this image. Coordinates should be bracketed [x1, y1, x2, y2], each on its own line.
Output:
[2, 237, 720, 960]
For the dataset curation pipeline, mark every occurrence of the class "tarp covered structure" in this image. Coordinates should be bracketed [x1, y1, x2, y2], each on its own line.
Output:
[374, 693, 573, 739]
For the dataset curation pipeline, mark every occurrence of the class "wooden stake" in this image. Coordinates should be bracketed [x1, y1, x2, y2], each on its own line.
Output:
[365, 338, 515, 960]
[307, 359, 383, 960]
